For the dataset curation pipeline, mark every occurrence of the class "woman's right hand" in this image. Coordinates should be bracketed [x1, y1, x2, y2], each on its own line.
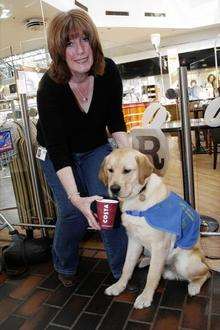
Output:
[70, 195, 102, 230]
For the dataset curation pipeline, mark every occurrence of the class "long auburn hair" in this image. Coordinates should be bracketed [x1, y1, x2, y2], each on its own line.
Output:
[47, 9, 105, 84]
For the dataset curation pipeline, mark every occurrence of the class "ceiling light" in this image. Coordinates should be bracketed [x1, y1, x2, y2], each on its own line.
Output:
[150, 33, 161, 50]
[24, 18, 44, 31]
[0, 4, 12, 19]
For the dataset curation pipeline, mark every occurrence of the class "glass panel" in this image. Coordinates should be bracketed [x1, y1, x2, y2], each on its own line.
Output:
[0, 1, 58, 236]
[0, 43, 19, 231]
[122, 53, 183, 197]
[187, 68, 220, 228]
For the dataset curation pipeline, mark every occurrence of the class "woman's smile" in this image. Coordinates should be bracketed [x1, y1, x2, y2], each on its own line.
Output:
[65, 34, 93, 76]
[74, 57, 89, 64]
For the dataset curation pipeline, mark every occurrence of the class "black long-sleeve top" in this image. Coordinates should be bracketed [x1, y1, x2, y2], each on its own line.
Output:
[36, 58, 126, 172]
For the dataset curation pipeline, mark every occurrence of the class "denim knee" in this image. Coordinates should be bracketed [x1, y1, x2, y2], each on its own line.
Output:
[53, 213, 88, 275]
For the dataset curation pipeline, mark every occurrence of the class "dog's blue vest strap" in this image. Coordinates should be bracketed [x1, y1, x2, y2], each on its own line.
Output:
[126, 210, 145, 217]
[125, 192, 201, 249]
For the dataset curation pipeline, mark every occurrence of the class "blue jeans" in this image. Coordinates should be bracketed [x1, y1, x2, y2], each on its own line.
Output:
[39, 143, 127, 279]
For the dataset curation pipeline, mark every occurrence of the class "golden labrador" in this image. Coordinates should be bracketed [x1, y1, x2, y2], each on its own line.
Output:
[99, 147, 210, 309]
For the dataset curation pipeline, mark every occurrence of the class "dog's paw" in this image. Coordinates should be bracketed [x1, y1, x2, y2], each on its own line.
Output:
[105, 282, 126, 296]
[134, 293, 152, 309]
[188, 282, 201, 296]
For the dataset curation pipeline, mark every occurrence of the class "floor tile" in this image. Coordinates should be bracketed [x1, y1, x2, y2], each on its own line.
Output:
[15, 288, 51, 317]
[0, 315, 25, 330]
[102, 273, 116, 286]
[98, 301, 132, 330]
[94, 251, 107, 259]
[77, 257, 100, 277]
[76, 272, 106, 296]
[47, 325, 65, 330]
[46, 284, 77, 307]
[29, 261, 53, 276]
[113, 289, 138, 303]
[160, 280, 188, 309]
[156, 278, 167, 295]
[86, 285, 113, 314]
[9, 275, 43, 299]
[210, 314, 220, 330]
[182, 295, 209, 330]
[0, 296, 21, 321]
[0, 257, 219, 330]
[129, 292, 161, 323]
[92, 259, 111, 273]
[125, 321, 151, 330]
[72, 312, 102, 329]
[19, 305, 59, 330]
[0, 282, 17, 300]
[152, 308, 181, 330]
[39, 272, 60, 290]
[132, 266, 149, 291]
[52, 294, 89, 327]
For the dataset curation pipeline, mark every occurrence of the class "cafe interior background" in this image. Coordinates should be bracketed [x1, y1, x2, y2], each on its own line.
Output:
[0, 0, 220, 329]
[0, 0, 220, 273]
[0, 0, 220, 240]
[0, 0, 220, 248]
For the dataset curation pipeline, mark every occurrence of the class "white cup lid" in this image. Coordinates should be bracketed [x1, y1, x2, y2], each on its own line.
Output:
[97, 199, 119, 204]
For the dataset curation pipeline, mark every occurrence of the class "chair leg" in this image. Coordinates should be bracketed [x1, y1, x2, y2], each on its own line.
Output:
[202, 129, 208, 148]
[213, 144, 217, 169]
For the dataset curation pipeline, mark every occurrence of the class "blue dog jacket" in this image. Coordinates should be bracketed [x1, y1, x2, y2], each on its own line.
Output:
[125, 192, 200, 249]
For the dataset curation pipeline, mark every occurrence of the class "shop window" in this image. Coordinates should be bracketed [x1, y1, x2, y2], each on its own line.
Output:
[118, 56, 168, 79]
[179, 48, 215, 70]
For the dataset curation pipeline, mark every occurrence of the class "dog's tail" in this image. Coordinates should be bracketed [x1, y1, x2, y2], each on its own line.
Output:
[205, 258, 220, 272]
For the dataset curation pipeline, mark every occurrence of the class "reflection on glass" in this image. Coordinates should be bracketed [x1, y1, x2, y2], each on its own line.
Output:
[0, 1, 57, 229]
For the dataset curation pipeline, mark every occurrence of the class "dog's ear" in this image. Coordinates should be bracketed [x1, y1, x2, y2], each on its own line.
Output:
[98, 157, 108, 186]
[136, 154, 153, 185]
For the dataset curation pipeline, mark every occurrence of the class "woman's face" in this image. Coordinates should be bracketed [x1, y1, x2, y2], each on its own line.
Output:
[65, 31, 93, 76]
[209, 75, 215, 83]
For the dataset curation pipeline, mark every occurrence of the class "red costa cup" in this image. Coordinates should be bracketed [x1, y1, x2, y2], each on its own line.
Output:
[96, 199, 119, 230]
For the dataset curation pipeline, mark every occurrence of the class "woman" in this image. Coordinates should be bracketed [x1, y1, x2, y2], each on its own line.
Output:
[205, 74, 217, 98]
[188, 79, 201, 100]
[36, 9, 129, 287]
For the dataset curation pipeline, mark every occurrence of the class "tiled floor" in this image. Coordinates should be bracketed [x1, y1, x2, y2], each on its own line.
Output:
[0, 242, 220, 330]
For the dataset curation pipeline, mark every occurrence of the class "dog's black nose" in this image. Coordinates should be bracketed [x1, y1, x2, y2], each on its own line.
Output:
[110, 184, 121, 195]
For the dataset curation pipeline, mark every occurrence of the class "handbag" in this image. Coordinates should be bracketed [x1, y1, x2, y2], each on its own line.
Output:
[1, 229, 52, 277]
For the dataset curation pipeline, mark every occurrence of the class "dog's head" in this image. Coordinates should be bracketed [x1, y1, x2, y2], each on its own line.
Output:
[99, 148, 153, 200]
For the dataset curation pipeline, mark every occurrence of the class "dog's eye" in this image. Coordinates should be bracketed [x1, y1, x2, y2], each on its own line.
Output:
[108, 168, 114, 173]
[123, 169, 131, 174]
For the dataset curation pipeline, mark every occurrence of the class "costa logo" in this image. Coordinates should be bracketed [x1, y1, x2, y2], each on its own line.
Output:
[103, 204, 109, 223]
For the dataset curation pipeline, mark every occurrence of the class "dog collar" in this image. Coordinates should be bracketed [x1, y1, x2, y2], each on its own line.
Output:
[138, 183, 147, 201]
[119, 183, 147, 202]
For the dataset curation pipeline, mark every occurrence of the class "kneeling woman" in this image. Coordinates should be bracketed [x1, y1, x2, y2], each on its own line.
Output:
[36, 9, 129, 286]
